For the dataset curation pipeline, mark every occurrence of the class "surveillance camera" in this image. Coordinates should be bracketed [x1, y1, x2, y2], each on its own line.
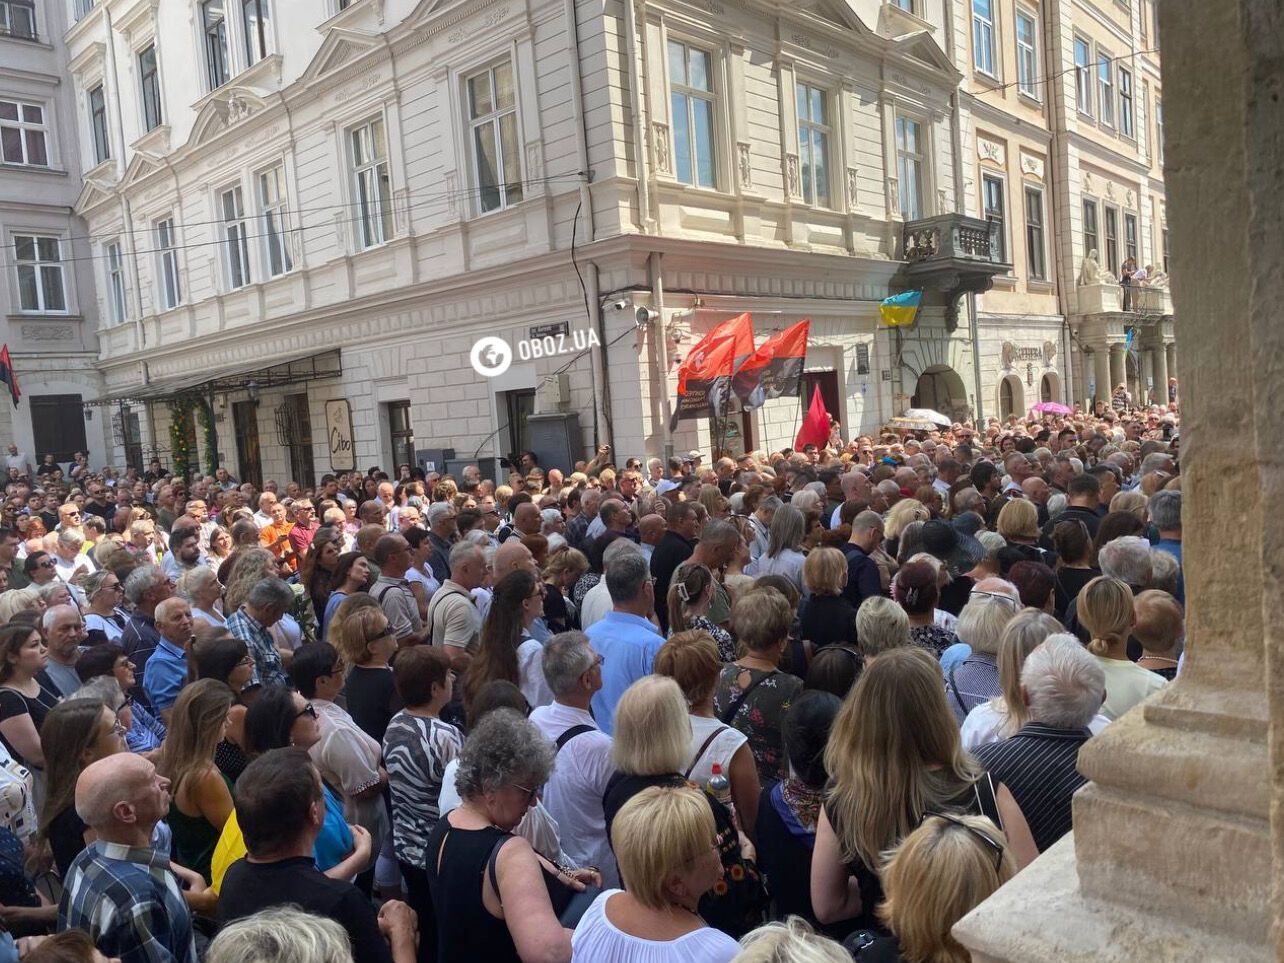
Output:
[611, 299, 629, 311]
[635, 307, 658, 326]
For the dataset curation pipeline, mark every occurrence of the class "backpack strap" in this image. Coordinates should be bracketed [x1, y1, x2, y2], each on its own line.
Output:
[555, 724, 595, 752]
[974, 770, 1003, 831]
[684, 725, 729, 780]
[718, 671, 772, 725]
[947, 663, 970, 717]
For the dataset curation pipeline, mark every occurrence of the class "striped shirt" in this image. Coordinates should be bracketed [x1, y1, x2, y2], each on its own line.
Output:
[974, 722, 1091, 852]
[945, 654, 1001, 724]
[382, 712, 463, 868]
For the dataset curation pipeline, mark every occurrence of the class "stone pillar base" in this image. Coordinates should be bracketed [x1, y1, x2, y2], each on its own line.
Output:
[953, 837, 1271, 963]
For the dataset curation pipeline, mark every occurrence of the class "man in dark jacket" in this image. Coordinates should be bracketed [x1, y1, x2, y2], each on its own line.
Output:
[650, 500, 699, 632]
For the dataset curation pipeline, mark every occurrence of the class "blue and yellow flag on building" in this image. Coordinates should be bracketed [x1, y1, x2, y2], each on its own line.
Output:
[879, 290, 922, 327]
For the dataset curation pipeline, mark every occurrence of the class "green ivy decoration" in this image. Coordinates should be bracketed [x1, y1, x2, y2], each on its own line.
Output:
[169, 401, 192, 479]
[198, 403, 217, 476]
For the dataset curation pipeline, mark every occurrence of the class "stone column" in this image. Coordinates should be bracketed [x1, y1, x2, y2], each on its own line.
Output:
[1153, 339, 1170, 405]
[954, 0, 1281, 958]
[1166, 342, 1178, 400]
[1141, 350, 1155, 405]
[1108, 343, 1126, 397]
[1092, 348, 1111, 407]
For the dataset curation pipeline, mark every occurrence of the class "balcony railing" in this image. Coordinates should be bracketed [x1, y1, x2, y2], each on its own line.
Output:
[902, 214, 1006, 266]
[1078, 281, 1173, 316]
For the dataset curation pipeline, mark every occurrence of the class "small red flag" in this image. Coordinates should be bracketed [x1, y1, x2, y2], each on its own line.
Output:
[794, 384, 829, 450]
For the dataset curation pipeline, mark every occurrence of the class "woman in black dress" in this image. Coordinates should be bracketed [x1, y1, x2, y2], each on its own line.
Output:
[0, 624, 59, 773]
[330, 595, 400, 743]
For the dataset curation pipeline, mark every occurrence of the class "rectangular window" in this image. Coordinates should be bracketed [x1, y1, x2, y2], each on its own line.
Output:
[1124, 212, 1138, 264]
[1083, 199, 1098, 259]
[139, 45, 162, 131]
[241, 0, 271, 66]
[1097, 53, 1114, 127]
[972, 0, 996, 75]
[349, 119, 393, 246]
[388, 401, 415, 470]
[0, 1, 36, 39]
[1074, 38, 1093, 115]
[0, 100, 48, 166]
[896, 116, 924, 220]
[1119, 67, 1134, 137]
[1104, 206, 1119, 275]
[796, 83, 830, 207]
[982, 173, 1007, 262]
[13, 235, 66, 313]
[30, 395, 88, 464]
[89, 85, 109, 164]
[106, 241, 127, 325]
[1016, 11, 1038, 97]
[220, 185, 251, 289]
[72, 0, 93, 21]
[895, 0, 914, 8]
[203, 0, 230, 90]
[1155, 100, 1164, 164]
[155, 217, 181, 310]
[467, 61, 524, 211]
[258, 165, 292, 276]
[668, 41, 717, 189]
[1162, 226, 1169, 274]
[1025, 186, 1046, 280]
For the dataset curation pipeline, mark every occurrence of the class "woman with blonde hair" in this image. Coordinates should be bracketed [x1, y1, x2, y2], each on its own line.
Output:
[1078, 576, 1166, 720]
[178, 565, 225, 628]
[328, 595, 399, 742]
[543, 547, 588, 633]
[745, 505, 807, 593]
[699, 484, 731, 521]
[735, 917, 850, 963]
[850, 814, 1015, 962]
[957, 610, 1106, 750]
[603, 675, 763, 939]
[810, 648, 985, 929]
[854, 597, 910, 661]
[943, 592, 1020, 723]
[1109, 489, 1149, 521]
[0, 589, 42, 624]
[883, 500, 928, 560]
[995, 500, 1052, 568]
[655, 631, 759, 835]
[797, 547, 857, 655]
[667, 564, 735, 662]
[571, 784, 739, 962]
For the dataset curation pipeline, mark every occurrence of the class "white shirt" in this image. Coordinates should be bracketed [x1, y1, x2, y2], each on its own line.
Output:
[585, 516, 607, 542]
[53, 552, 94, 583]
[571, 891, 739, 963]
[684, 715, 748, 792]
[745, 549, 806, 593]
[4, 452, 31, 476]
[579, 580, 614, 631]
[1095, 656, 1167, 720]
[517, 633, 554, 710]
[438, 757, 566, 863]
[960, 701, 1111, 752]
[528, 701, 618, 886]
[251, 510, 274, 530]
[310, 699, 388, 843]
[933, 477, 952, 495]
[406, 565, 440, 604]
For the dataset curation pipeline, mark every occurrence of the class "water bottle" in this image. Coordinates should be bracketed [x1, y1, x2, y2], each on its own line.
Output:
[708, 762, 733, 811]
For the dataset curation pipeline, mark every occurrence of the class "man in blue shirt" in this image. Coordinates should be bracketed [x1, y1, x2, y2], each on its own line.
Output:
[143, 598, 194, 724]
[842, 510, 885, 612]
[1149, 490, 1184, 604]
[585, 552, 663, 734]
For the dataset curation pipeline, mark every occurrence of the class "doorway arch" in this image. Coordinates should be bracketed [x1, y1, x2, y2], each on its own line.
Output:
[998, 375, 1023, 419]
[1040, 372, 1060, 404]
[912, 365, 968, 420]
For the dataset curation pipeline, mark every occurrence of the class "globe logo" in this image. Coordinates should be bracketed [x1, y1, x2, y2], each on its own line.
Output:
[470, 336, 513, 378]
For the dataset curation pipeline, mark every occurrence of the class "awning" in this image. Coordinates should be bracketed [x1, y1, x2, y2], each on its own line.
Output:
[90, 349, 342, 407]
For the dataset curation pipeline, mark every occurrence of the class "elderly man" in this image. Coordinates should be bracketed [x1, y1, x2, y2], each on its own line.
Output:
[566, 488, 602, 551]
[288, 499, 321, 558]
[680, 520, 741, 626]
[976, 635, 1107, 860]
[749, 495, 782, 562]
[528, 631, 619, 887]
[38, 603, 88, 697]
[580, 538, 644, 631]
[183, 499, 218, 548]
[424, 502, 458, 583]
[650, 501, 700, 632]
[586, 553, 664, 734]
[226, 578, 296, 688]
[636, 513, 666, 565]
[52, 528, 95, 583]
[371, 534, 426, 646]
[59, 754, 197, 962]
[1149, 489, 1184, 603]
[1021, 476, 1052, 526]
[55, 501, 84, 536]
[425, 542, 486, 672]
[503, 502, 542, 545]
[121, 564, 174, 684]
[252, 492, 278, 530]
[4, 444, 31, 479]
[584, 497, 629, 544]
[143, 598, 195, 722]
[259, 501, 296, 571]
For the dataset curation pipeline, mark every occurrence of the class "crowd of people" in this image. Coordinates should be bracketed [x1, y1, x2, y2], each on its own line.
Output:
[0, 398, 1185, 962]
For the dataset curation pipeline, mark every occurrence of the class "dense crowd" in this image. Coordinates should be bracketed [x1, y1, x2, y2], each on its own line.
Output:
[0, 399, 1184, 963]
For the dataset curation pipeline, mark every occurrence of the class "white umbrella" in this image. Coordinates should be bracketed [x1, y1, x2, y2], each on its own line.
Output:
[900, 407, 952, 428]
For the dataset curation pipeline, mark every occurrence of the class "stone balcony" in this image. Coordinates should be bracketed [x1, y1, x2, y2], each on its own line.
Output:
[1077, 281, 1174, 318]
[897, 214, 1013, 331]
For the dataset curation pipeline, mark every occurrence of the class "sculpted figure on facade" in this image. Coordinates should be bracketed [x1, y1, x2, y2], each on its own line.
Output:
[1078, 249, 1104, 286]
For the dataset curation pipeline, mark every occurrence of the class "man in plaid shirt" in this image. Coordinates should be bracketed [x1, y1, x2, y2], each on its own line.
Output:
[225, 578, 295, 689]
[59, 754, 197, 963]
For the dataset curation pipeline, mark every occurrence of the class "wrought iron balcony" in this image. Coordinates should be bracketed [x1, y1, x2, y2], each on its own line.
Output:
[1076, 281, 1173, 318]
[896, 214, 1013, 331]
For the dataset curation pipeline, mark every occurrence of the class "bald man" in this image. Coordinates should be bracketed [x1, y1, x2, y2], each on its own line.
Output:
[831, 469, 873, 527]
[59, 754, 197, 962]
[636, 514, 666, 564]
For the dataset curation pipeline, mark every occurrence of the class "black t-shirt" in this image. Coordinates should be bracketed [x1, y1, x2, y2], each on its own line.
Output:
[797, 594, 858, 649]
[48, 805, 88, 880]
[220, 856, 392, 963]
[342, 665, 400, 744]
[938, 575, 975, 616]
[0, 684, 59, 768]
[1053, 566, 1100, 621]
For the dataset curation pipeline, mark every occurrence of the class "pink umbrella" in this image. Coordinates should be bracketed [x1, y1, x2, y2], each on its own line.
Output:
[1031, 401, 1072, 415]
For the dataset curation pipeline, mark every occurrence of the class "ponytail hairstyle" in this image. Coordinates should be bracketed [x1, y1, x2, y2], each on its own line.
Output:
[666, 563, 715, 634]
[1077, 576, 1135, 655]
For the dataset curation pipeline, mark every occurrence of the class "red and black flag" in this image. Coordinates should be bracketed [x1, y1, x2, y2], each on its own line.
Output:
[732, 319, 809, 409]
[671, 313, 755, 427]
[0, 346, 19, 408]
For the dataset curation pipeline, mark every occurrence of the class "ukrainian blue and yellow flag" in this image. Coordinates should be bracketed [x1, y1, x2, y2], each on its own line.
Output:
[879, 290, 922, 327]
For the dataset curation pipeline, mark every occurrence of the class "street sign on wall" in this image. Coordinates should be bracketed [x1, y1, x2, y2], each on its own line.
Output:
[325, 399, 355, 472]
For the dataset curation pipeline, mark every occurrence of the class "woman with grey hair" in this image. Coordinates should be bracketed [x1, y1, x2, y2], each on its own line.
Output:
[206, 906, 354, 963]
[746, 504, 807, 592]
[944, 589, 1020, 724]
[177, 565, 225, 627]
[425, 708, 579, 963]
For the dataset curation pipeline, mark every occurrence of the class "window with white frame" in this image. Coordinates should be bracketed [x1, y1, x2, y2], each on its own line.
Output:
[893, 0, 915, 10]
[1024, 185, 1046, 280]
[0, 1, 36, 39]
[1119, 67, 1134, 137]
[0, 99, 48, 166]
[1124, 212, 1138, 264]
[1016, 10, 1038, 97]
[467, 61, 524, 212]
[1155, 99, 1164, 164]
[13, 235, 66, 313]
[241, 0, 271, 66]
[106, 241, 127, 324]
[1104, 205, 1119, 273]
[1162, 225, 1168, 274]
[982, 173, 1006, 262]
[155, 217, 180, 310]
[203, 0, 230, 91]
[258, 164, 292, 276]
[1097, 52, 1114, 127]
[895, 115, 924, 220]
[796, 83, 830, 207]
[89, 85, 109, 165]
[1082, 198, 1098, 258]
[349, 118, 393, 246]
[220, 185, 251, 289]
[972, 0, 997, 76]
[667, 41, 717, 189]
[72, 0, 93, 21]
[1074, 38, 1093, 116]
[139, 45, 162, 131]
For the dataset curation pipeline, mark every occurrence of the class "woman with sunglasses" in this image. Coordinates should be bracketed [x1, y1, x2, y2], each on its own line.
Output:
[80, 571, 127, 644]
[330, 596, 399, 743]
[209, 685, 370, 895]
[462, 570, 553, 715]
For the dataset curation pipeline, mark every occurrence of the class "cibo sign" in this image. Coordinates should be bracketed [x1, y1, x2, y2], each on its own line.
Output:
[325, 399, 355, 472]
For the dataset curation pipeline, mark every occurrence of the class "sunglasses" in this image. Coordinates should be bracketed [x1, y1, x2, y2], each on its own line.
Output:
[295, 702, 318, 721]
[924, 810, 1006, 872]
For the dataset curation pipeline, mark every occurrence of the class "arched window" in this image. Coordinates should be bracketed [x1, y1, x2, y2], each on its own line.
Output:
[1000, 377, 1015, 418]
